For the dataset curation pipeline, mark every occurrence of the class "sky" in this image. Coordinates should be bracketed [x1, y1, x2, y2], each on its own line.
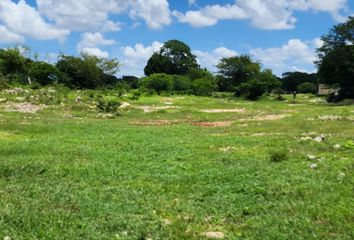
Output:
[0, 0, 353, 77]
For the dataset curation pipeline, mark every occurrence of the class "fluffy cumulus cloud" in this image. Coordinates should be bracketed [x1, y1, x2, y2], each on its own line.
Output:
[250, 38, 319, 75]
[119, 41, 163, 77]
[0, 0, 69, 41]
[174, 0, 350, 29]
[77, 32, 116, 58]
[37, 0, 172, 32]
[193, 47, 238, 72]
[0, 25, 25, 43]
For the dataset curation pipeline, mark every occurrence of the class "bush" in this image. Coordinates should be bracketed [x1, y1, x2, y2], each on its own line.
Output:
[297, 82, 317, 94]
[127, 89, 141, 100]
[139, 73, 173, 95]
[192, 77, 216, 96]
[235, 79, 266, 100]
[269, 148, 289, 162]
[96, 97, 121, 113]
[0, 75, 8, 90]
[172, 75, 192, 92]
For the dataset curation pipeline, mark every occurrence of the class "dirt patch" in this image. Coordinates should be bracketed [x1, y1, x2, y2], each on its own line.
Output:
[132, 120, 180, 126]
[137, 105, 181, 113]
[5, 102, 45, 113]
[200, 108, 245, 113]
[191, 121, 232, 127]
[239, 114, 290, 122]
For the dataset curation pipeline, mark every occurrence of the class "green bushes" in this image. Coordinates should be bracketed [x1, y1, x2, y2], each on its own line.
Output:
[140, 73, 173, 95]
[269, 148, 289, 162]
[235, 79, 266, 100]
[96, 97, 121, 113]
[297, 82, 317, 94]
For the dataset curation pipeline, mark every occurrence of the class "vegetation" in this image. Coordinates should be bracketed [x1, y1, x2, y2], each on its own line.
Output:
[0, 89, 353, 239]
[144, 40, 199, 76]
[280, 72, 318, 93]
[317, 16, 354, 101]
[217, 55, 280, 99]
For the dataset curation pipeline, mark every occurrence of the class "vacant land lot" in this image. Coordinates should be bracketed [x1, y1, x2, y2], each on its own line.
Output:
[0, 92, 353, 239]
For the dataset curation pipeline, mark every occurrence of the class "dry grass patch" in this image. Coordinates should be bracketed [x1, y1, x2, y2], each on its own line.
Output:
[131, 120, 181, 126]
[200, 108, 245, 113]
[191, 121, 233, 127]
[239, 114, 291, 122]
[137, 105, 181, 113]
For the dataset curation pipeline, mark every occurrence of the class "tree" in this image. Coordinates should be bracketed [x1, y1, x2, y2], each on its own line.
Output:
[140, 73, 173, 95]
[144, 40, 199, 76]
[0, 48, 28, 75]
[216, 55, 280, 99]
[297, 82, 317, 94]
[28, 61, 59, 85]
[316, 16, 354, 100]
[216, 55, 261, 92]
[281, 72, 317, 93]
[56, 53, 120, 89]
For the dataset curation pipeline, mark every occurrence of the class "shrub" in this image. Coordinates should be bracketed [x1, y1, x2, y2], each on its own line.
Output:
[297, 82, 317, 94]
[96, 97, 121, 113]
[139, 73, 173, 95]
[269, 148, 289, 162]
[172, 75, 192, 92]
[235, 79, 266, 100]
[127, 89, 141, 100]
[192, 77, 216, 96]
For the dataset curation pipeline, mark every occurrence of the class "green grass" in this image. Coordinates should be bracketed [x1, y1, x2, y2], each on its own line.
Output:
[0, 91, 353, 239]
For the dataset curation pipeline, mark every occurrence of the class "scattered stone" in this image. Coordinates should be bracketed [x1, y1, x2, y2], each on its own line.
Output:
[307, 154, 317, 160]
[310, 163, 318, 169]
[314, 135, 326, 143]
[4, 236, 11, 240]
[120, 102, 131, 109]
[337, 172, 346, 180]
[334, 144, 341, 149]
[201, 232, 225, 239]
[318, 115, 342, 121]
[5, 102, 45, 113]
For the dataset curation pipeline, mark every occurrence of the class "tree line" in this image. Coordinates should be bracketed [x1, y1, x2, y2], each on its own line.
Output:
[0, 17, 353, 101]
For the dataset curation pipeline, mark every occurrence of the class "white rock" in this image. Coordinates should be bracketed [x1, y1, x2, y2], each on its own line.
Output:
[334, 144, 341, 149]
[310, 163, 318, 169]
[4, 236, 11, 240]
[314, 135, 326, 143]
[201, 232, 225, 239]
[307, 154, 317, 160]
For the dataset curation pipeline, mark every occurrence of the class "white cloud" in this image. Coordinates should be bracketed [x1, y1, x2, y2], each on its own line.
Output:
[174, 0, 350, 29]
[250, 39, 318, 75]
[193, 47, 237, 72]
[0, 0, 69, 41]
[37, 0, 171, 31]
[81, 48, 109, 58]
[120, 41, 163, 77]
[37, 0, 130, 32]
[130, 0, 172, 29]
[0, 25, 25, 43]
[77, 32, 116, 58]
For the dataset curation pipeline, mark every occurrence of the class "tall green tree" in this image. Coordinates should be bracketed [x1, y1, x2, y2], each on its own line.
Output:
[316, 16, 354, 100]
[216, 55, 261, 92]
[56, 53, 120, 89]
[281, 72, 317, 93]
[144, 40, 199, 76]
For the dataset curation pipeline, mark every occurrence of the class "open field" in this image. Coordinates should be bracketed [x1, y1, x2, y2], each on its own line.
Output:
[0, 91, 353, 239]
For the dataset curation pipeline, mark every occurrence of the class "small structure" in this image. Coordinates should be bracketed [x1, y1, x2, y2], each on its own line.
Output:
[318, 84, 338, 95]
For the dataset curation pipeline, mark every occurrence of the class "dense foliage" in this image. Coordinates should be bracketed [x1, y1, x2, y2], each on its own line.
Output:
[280, 72, 317, 93]
[217, 55, 280, 99]
[317, 16, 354, 100]
[144, 40, 199, 76]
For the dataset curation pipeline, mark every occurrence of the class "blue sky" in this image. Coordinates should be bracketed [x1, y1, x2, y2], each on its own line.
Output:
[0, 0, 353, 77]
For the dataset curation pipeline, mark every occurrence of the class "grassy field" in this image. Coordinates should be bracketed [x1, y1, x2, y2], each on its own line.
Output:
[0, 89, 353, 239]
